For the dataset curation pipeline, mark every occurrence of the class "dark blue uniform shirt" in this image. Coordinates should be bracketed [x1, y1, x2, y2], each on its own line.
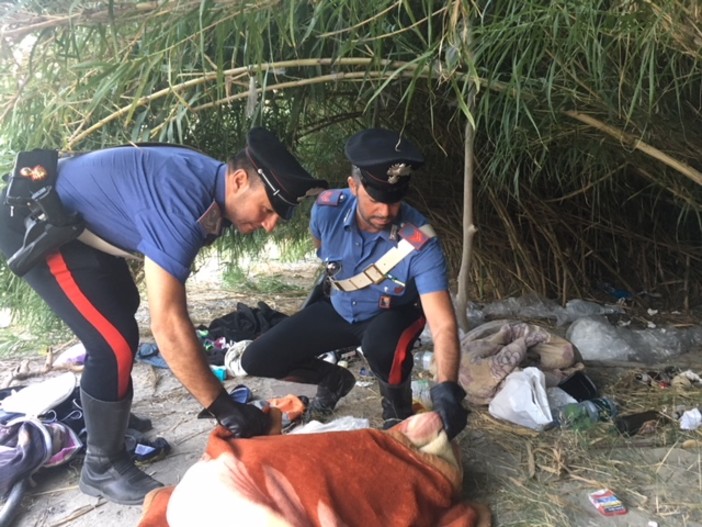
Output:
[56, 146, 227, 282]
[311, 189, 449, 323]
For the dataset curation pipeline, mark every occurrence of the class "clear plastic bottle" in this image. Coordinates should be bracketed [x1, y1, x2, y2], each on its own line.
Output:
[411, 379, 434, 409]
[553, 398, 618, 430]
[413, 351, 434, 371]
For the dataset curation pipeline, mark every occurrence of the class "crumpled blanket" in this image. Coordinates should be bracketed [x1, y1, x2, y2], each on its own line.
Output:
[460, 320, 583, 405]
[138, 412, 491, 527]
[1, 418, 82, 499]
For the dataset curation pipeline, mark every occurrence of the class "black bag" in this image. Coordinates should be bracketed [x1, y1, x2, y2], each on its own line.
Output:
[206, 301, 288, 342]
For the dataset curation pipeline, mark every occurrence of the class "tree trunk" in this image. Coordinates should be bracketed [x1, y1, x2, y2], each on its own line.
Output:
[455, 108, 478, 332]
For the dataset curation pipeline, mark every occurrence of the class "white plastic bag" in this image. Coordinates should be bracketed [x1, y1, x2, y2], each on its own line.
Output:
[288, 416, 370, 434]
[488, 367, 553, 430]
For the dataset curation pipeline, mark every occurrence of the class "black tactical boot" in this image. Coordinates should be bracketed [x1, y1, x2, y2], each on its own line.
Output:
[79, 388, 163, 505]
[378, 378, 413, 429]
[284, 359, 356, 415]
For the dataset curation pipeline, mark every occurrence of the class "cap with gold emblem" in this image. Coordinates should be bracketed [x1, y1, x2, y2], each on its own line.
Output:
[245, 127, 329, 220]
[344, 128, 424, 204]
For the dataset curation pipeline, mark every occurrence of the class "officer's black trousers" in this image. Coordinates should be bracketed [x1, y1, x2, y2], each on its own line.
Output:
[241, 299, 425, 384]
[0, 197, 139, 401]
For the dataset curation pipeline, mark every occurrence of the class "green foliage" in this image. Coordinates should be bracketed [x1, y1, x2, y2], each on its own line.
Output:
[221, 262, 306, 295]
[0, 260, 67, 334]
[1, 0, 701, 306]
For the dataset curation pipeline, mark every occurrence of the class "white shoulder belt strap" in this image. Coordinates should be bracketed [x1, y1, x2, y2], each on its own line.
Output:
[329, 224, 436, 293]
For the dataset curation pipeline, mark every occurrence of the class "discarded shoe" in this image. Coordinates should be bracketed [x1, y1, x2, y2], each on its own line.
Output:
[132, 437, 171, 464]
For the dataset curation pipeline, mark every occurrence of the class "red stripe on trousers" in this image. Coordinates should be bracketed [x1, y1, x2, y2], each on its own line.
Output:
[47, 252, 132, 398]
[388, 315, 426, 385]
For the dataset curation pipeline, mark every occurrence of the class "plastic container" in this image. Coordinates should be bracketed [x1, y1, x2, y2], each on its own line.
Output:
[411, 379, 434, 409]
[210, 365, 227, 381]
[414, 351, 434, 371]
[552, 398, 618, 430]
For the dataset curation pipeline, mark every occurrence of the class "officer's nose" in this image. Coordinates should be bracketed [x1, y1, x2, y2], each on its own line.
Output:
[262, 214, 280, 233]
[377, 202, 393, 216]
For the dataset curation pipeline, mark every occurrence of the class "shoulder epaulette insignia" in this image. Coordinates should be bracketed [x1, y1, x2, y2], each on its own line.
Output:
[316, 189, 344, 206]
[398, 223, 430, 250]
[198, 201, 223, 237]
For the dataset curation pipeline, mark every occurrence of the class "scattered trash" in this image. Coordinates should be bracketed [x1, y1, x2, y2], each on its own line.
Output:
[126, 433, 171, 465]
[462, 295, 625, 329]
[588, 488, 627, 516]
[319, 351, 338, 364]
[566, 317, 702, 362]
[679, 408, 702, 431]
[411, 379, 434, 409]
[136, 343, 169, 369]
[413, 351, 434, 371]
[289, 415, 370, 434]
[546, 387, 577, 409]
[317, 348, 359, 365]
[614, 410, 663, 436]
[269, 394, 307, 431]
[223, 340, 252, 378]
[597, 282, 634, 302]
[634, 367, 680, 389]
[210, 365, 227, 381]
[557, 371, 598, 401]
[488, 367, 553, 431]
[0, 308, 11, 329]
[552, 398, 618, 430]
[671, 370, 702, 390]
[52, 342, 86, 368]
[228, 384, 252, 404]
[0, 373, 77, 416]
[681, 439, 702, 449]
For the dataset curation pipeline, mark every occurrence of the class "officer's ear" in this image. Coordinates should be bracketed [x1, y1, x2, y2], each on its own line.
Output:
[348, 176, 359, 196]
[229, 168, 251, 194]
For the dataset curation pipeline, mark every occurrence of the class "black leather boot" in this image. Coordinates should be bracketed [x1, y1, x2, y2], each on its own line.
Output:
[378, 378, 413, 429]
[79, 388, 163, 505]
[284, 359, 356, 415]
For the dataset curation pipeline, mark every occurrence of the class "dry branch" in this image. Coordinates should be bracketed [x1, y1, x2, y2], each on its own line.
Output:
[565, 110, 702, 187]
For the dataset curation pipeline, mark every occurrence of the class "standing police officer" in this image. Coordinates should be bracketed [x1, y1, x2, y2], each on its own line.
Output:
[241, 128, 468, 440]
[0, 127, 328, 505]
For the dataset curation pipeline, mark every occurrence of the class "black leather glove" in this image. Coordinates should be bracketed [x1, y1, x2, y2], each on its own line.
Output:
[430, 381, 469, 441]
[206, 389, 271, 438]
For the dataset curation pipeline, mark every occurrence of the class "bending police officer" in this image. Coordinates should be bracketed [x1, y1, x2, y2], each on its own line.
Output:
[0, 128, 328, 505]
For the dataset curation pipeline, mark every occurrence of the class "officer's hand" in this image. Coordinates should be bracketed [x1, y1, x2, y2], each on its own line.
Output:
[430, 381, 469, 441]
[206, 389, 271, 438]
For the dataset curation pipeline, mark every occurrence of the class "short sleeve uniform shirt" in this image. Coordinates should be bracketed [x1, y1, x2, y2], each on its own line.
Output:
[56, 146, 227, 282]
[311, 189, 449, 323]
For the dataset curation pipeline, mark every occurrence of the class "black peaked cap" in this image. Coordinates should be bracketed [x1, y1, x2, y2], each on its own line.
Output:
[245, 127, 328, 220]
[344, 128, 424, 204]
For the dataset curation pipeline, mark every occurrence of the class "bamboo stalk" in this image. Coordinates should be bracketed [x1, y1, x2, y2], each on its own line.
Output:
[565, 110, 702, 187]
[66, 58, 430, 147]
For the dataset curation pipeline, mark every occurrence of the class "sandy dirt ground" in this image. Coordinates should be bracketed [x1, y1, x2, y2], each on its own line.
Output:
[2, 257, 702, 527]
